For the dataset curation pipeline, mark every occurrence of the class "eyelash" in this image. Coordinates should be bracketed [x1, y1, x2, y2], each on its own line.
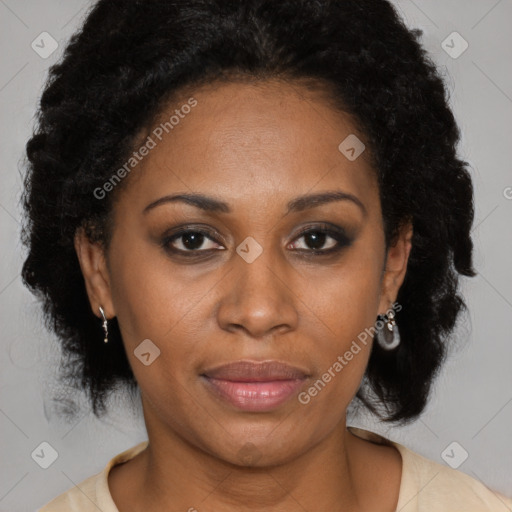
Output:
[161, 223, 352, 258]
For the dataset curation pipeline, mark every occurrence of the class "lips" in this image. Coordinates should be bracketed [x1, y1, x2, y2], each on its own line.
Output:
[202, 360, 309, 381]
[201, 360, 309, 412]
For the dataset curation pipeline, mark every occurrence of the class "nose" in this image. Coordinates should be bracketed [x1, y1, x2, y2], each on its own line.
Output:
[216, 245, 299, 339]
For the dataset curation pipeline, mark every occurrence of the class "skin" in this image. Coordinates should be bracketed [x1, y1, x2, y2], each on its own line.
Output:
[75, 78, 412, 512]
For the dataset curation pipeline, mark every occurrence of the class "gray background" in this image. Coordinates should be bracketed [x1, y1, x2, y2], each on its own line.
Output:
[0, 1, 511, 511]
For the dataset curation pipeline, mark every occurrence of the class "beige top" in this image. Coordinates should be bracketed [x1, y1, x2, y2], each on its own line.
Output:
[37, 427, 512, 511]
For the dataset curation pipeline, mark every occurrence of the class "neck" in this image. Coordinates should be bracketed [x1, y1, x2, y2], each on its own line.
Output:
[136, 415, 365, 512]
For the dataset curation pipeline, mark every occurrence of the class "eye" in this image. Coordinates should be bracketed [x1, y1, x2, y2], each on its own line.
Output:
[287, 224, 352, 255]
[161, 223, 352, 258]
[162, 228, 224, 254]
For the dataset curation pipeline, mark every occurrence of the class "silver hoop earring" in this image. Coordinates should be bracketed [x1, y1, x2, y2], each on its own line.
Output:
[375, 309, 400, 350]
[99, 306, 108, 344]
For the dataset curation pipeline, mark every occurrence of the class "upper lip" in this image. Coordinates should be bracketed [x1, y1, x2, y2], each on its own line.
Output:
[202, 360, 309, 382]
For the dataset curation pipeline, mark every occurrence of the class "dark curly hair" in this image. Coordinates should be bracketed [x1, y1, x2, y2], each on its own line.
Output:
[21, 0, 475, 424]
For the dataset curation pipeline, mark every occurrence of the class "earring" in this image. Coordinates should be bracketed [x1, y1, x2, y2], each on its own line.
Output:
[99, 306, 108, 344]
[375, 309, 400, 350]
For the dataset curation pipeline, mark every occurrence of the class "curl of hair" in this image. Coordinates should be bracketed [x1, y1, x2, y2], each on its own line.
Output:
[21, 0, 475, 423]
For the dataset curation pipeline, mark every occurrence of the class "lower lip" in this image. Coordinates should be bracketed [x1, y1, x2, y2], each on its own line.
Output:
[201, 376, 305, 412]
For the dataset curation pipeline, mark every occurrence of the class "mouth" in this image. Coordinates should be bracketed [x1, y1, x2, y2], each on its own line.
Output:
[200, 360, 309, 412]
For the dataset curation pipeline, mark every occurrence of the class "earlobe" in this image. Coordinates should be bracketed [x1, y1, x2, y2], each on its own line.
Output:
[74, 228, 115, 319]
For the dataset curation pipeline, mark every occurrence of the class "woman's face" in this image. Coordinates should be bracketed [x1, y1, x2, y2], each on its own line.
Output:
[77, 79, 411, 466]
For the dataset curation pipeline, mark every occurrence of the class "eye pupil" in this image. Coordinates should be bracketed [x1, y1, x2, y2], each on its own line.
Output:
[305, 231, 326, 250]
[182, 232, 204, 250]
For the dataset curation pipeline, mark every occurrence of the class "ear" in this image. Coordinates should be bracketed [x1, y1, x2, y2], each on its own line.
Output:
[377, 220, 413, 315]
[74, 227, 115, 319]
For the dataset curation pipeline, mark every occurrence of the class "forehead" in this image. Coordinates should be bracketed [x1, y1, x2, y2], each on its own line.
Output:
[119, 79, 379, 214]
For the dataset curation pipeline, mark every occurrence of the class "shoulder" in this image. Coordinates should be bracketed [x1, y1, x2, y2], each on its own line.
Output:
[348, 426, 512, 512]
[395, 443, 512, 512]
[36, 441, 149, 512]
[36, 471, 103, 512]
[396, 444, 512, 511]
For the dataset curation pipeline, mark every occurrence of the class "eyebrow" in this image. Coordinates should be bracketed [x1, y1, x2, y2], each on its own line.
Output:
[143, 190, 367, 217]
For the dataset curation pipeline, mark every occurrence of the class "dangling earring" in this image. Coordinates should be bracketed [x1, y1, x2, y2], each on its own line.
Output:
[375, 309, 400, 350]
[99, 306, 108, 344]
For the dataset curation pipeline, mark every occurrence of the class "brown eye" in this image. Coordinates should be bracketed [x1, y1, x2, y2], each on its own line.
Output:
[291, 231, 337, 251]
[288, 224, 352, 255]
[162, 228, 225, 255]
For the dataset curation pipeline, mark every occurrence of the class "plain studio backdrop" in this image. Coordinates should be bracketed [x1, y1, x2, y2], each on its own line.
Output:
[0, 1, 511, 511]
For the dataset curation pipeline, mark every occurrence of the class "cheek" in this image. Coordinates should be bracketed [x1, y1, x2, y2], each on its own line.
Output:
[296, 273, 379, 429]
[107, 234, 216, 382]
[107, 229, 195, 340]
[311, 244, 383, 346]
[297, 242, 383, 409]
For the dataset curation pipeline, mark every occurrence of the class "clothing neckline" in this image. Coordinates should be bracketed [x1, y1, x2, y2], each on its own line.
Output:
[347, 426, 410, 511]
[98, 427, 410, 511]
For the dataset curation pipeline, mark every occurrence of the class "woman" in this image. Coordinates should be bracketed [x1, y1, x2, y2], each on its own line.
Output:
[22, 0, 511, 511]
